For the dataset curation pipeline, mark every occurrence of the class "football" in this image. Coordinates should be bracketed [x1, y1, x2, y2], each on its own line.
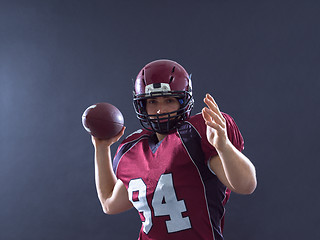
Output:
[82, 102, 124, 139]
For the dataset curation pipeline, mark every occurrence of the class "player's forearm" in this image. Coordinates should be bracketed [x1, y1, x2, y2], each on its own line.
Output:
[94, 146, 117, 210]
[217, 141, 257, 194]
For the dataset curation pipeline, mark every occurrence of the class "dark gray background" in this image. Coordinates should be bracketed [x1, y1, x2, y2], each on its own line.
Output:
[1, 0, 319, 239]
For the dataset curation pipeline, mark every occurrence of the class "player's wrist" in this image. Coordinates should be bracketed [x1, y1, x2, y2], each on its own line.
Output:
[215, 138, 233, 153]
[94, 143, 112, 153]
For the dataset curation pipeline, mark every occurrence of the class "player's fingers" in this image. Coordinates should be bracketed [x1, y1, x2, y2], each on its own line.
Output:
[205, 120, 224, 132]
[204, 94, 225, 121]
[204, 97, 221, 118]
[202, 110, 223, 132]
[202, 108, 212, 122]
[203, 107, 225, 128]
[206, 94, 217, 106]
[114, 126, 126, 141]
[98, 126, 126, 146]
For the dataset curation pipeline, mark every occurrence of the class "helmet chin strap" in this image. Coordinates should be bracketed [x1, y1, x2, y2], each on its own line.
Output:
[148, 115, 181, 134]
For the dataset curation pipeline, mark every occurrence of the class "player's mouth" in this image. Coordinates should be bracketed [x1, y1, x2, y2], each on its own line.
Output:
[150, 118, 169, 123]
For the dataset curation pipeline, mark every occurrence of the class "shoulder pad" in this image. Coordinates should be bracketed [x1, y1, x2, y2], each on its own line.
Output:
[122, 128, 151, 144]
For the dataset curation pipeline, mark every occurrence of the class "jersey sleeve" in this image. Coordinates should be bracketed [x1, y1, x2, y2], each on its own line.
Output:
[189, 112, 244, 163]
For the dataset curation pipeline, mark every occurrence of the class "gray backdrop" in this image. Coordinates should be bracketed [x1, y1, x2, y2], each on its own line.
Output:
[1, 0, 319, 239]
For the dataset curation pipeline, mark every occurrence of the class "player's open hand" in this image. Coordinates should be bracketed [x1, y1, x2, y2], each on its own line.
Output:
[202, 94, 229, 151]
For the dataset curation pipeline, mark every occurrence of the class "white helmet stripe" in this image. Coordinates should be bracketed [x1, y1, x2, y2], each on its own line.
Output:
[145, 83, 171, 94]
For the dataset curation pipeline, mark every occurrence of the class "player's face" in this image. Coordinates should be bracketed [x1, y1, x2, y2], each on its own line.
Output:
[146, 96, 180, 119]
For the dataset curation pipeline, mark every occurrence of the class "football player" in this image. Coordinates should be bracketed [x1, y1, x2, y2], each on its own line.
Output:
[92, 59, 257, 240]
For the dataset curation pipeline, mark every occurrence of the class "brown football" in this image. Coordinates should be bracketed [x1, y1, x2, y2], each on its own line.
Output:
[82, 102, 124, 139]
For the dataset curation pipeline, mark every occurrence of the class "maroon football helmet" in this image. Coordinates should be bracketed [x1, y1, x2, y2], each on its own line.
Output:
[133, 59, 194, 134]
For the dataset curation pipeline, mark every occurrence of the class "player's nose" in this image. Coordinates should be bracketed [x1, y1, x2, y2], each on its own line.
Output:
[156, 104, 169, 115]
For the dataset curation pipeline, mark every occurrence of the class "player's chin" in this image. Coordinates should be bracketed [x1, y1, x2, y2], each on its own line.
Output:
[150, 119, 169, 123]
[151, 114, 177, 121]
[159, 119, 170, 123]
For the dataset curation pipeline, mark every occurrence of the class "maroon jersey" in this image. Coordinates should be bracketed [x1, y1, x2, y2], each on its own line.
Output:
[113, 113, 244, 240]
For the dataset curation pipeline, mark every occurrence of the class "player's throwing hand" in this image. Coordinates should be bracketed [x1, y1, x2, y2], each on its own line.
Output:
[202, 94, 229, 151]
[91, 126, 126, 149]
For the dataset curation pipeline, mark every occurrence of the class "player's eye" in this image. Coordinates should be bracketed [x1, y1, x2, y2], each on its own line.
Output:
[166, 98, 177, 104]
[147, 99, 156, 104]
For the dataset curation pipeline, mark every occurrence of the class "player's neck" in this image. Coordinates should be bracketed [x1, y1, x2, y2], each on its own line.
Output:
[156, 133, 167, 142]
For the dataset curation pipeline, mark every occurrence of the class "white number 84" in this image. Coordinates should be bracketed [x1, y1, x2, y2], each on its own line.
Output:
[128, 173, 191, 234]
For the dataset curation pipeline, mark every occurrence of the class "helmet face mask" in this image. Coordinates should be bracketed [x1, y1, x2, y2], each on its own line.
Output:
[133, 59, 194, 134]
